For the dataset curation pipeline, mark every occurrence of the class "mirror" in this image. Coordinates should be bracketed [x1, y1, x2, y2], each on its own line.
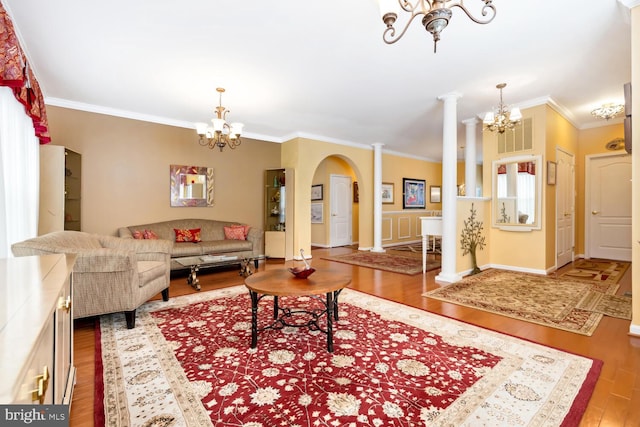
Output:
[492, 155, 542, 230]
[170, 164, 214, 207]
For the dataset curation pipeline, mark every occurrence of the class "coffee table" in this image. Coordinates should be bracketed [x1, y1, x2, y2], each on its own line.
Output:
[175, 254, 263, 290]
[244, 268, 351, 352]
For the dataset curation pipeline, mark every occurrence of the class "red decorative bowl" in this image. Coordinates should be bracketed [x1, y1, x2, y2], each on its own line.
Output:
[288, 267, 316, 279]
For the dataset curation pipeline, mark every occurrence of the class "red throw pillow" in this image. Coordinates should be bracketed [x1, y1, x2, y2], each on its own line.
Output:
[224, 225, 246, 240]
[143, 229, 158, 240]
[132, 230, 143, 239]
[174, 228, 202, 243]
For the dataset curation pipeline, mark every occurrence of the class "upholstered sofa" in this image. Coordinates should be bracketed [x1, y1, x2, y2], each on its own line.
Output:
[117, 219, 264, 270]
[12, 231, 172, 328]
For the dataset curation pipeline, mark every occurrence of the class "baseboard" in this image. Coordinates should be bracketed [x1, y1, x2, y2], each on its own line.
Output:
[629, 324, 640, 337]
[489, 263, 547, 276]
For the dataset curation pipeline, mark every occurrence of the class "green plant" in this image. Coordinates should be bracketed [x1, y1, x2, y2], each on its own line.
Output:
[460, 203, 486, 275]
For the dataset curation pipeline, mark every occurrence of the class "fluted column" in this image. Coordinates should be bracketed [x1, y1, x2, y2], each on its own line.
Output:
[371, 143, 385, 252]
[436, 92, 462, 283]
[462, 118, 478, 197]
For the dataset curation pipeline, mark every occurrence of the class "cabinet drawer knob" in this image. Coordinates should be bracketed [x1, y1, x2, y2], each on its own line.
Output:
[58, 295, 72, 313]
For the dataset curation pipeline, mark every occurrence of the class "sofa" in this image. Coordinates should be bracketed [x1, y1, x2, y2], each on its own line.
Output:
[117, 219, 264, 270]
[12, 231, 173, 328]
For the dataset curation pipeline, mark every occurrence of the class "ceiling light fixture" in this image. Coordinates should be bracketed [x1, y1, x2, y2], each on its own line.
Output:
[195, 88, 244, 152]
[483, 83, 522, 133]
[591, 103, 624, 121]
[378, 0, 497, 53]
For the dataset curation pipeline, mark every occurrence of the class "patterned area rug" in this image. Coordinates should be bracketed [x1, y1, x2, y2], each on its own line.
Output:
[576, 292, 632, 320]
[96, 286, 601, 426]
[423, 269, 621, 336]
[558, 259, 630, 285]
[321, 251, 440, 275]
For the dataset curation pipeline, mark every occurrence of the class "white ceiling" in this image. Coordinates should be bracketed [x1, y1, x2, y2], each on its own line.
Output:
[3, 0, 633, 161]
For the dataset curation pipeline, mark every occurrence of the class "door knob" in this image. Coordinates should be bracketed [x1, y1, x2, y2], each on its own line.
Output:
[591, 210, 599, 215]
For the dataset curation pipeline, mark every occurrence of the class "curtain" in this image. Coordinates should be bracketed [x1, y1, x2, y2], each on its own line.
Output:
[0, 86, 39, 257]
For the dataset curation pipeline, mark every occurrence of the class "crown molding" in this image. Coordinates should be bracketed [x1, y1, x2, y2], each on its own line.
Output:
[618, 0, 640, 9]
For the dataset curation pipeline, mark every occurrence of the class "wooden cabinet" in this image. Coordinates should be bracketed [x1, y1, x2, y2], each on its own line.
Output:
[265, 169, 286, 258]
[38, 146, 81, 234]
[0, 254, 76, 405]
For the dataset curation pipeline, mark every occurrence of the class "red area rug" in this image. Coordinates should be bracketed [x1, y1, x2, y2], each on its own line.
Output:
[96, 286, 601, 426]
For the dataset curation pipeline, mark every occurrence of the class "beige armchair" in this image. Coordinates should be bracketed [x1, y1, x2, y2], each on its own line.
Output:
[12, 231, 172, 328]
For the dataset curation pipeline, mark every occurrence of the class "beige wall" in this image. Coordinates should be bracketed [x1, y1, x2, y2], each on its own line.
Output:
[630, 5, 639, 334]
[46, 106, 281, 237]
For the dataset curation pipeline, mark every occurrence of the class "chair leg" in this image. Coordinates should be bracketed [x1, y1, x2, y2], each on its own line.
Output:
[125, 310, 136, 329]
[253, 259, 259, 269]
[161, 288, 169, 301]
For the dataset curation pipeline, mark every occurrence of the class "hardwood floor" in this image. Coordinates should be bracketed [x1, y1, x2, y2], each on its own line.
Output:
[69, 248, 640, 426]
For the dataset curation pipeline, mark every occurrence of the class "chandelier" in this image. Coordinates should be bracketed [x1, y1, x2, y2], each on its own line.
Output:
[591, 103, 624, 121]
[195, 88, 244, 152]
[483, 83, 522, 133]
[378, 0, 497, 53]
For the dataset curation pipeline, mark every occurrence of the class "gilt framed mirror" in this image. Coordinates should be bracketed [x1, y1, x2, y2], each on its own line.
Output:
[492, 154, 542, 231]
[170, 164, 214, 207]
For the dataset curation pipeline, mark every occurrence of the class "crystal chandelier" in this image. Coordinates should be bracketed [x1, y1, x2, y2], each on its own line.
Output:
[195, 88, 244, 152]
[378, 0, 497, 53]
[483, 83, 522, 133]
[591, 103, 624, 121]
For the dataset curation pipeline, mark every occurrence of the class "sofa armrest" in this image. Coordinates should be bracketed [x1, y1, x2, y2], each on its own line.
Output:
[117, 227, 134, 239]
[70, 248, 137, 273]
[246, 227, 264, 257]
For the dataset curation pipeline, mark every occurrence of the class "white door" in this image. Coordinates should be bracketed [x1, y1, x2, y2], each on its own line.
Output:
[587, 154, 632, 261]
[556, 149, 575, 267]
[329, 175, 352, 247]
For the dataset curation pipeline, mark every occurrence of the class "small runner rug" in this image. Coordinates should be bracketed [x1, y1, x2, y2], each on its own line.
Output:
[322, 251, 440, 275]
[423, 269, 621, 335]
[558, 259, 630, 285]
[96, 285, 601, 426]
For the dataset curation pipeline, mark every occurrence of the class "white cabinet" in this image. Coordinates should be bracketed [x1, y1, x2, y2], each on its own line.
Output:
[0, 254, 76, 405]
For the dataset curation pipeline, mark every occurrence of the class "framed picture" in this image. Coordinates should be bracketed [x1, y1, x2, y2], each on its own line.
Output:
[170, 164, 214, 207]
[353, 181, 359, 203]
[402, 178, 425, 209]
[311, 184, 323, 201]
[310, 202, 323, 223]
[547, 161, 557, 185]
[430, 185, 441, 203]
[381, 182, 394, 204]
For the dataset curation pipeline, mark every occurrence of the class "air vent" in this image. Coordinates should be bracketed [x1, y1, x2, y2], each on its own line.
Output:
[497, 118, 533, 154]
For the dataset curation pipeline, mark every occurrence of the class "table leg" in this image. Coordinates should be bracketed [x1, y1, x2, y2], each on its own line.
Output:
[187, 265, 201, 291]
[326, 292, 334, 353]
[250, 290, 258, 348]
[422, 234, 428, 274]
[273, 296, 279, 319]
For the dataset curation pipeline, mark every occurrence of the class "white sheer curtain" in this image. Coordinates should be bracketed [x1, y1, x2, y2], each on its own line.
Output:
[0, 86, 39, 258]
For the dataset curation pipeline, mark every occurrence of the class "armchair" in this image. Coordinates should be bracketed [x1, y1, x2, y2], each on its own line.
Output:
[12, 231, 172, 328]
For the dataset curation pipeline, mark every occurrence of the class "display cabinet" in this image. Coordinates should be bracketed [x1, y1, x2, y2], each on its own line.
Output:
[265, 169, 286, 258]
[64, 149, 81, 231]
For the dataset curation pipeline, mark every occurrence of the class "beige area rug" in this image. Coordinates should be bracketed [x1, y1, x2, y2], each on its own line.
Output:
[576, 292, 632, 320]
[423, 269, 622, 336]
[558, 259, 630, 285]
[321, 251, 440, 275]
[96, 286, 601, 426]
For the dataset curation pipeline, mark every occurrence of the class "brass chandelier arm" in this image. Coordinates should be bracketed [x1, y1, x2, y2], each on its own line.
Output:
[451, 0, 496, 25]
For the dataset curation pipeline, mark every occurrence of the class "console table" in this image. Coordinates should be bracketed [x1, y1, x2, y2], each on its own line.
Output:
[0, 254, 76, 405]
[420, 216, 442, 273]
[244, 269, 351, 352]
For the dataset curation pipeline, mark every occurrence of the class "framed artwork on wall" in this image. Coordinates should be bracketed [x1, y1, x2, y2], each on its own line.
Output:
[381, 182, 394, 204]
[402, 178, 425, 209]
[547, 161, 557, 185]
[353, 181, 359, 203]
[311, 202, 323, 223]
[430, 185, 441, 203]
[170, 164, 214, 207]
[311, 184, 323, 201]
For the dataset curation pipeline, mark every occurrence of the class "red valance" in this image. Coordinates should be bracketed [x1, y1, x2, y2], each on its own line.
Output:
[497, 161, 536, 175]
[0, 3, 50, 144]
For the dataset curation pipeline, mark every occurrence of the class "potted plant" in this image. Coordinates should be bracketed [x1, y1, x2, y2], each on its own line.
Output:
[460, 203, 486, 275]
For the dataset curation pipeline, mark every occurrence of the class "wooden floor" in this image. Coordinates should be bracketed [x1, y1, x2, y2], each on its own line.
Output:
[69, 247, 640, 426]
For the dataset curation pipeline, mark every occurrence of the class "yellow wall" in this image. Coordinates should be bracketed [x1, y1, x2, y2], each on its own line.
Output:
[629, 5, 639, 334]
[46, 106, 281, 236]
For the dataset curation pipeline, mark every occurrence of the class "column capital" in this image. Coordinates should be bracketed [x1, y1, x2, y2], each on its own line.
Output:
[462, 117, 479, 125]
[371, 142, 385, 148]
[437, 91, 462, 102]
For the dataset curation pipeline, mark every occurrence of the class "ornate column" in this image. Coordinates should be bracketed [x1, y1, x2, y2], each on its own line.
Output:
[371, 143, 385, 252]
[436, 92, 462, 283]
[462, 118, 478, 197]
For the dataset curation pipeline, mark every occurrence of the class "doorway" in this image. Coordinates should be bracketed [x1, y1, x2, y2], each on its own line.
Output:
[585, 153, 632, 261]
[329, 174, 352, 247]
[556, 149, 575, 268]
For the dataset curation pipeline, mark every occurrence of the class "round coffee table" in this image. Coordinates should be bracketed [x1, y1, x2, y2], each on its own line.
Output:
[244, 268, 351, 352]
